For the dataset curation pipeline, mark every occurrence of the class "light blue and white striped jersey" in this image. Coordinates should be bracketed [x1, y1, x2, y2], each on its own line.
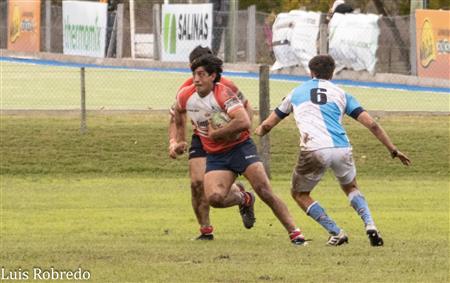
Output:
[275, 79, 364, 151]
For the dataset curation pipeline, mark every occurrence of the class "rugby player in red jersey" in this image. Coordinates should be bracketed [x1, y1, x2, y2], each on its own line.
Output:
[173, 54, 307, 245]
[168, 46, 254, 240]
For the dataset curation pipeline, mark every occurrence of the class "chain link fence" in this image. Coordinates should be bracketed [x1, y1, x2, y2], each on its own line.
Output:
[2, 57, 448, 112]
[0, 0, 428, 68]
[1, 0, 449, 113]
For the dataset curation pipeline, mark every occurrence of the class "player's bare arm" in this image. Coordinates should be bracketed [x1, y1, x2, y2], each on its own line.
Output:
[224, 79, 253, 123]
[244, 99, 254, 123]
[172, 104, 188, 158]
[168, 115, 177, 142]
[356, 111, 411, 166]
[168, 116, 178, 158]
[208, 107, 250, 142]
[168, 105, 179, 158]
[254, 111, 283, 137]
[238, 91, 254, 123]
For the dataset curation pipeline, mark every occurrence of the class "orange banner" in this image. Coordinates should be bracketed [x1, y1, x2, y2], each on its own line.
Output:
[7, 0, 41, 52]
[415, 9, 450, 80]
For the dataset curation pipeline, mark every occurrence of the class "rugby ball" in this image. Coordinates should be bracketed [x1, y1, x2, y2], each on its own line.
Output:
[210, 112, 230, 128]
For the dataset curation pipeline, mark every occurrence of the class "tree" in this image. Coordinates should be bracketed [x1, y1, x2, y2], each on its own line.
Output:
[280, 0, 330, 12]
[240, 0, 449, 15]
[239, 0, 278, 13]
[428, 0, 450, 10]
[240, 0, 331, 13]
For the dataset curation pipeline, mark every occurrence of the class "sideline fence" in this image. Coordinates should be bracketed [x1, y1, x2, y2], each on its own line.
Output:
[1, 1, 444, 75]
[1, 57, 449, 112]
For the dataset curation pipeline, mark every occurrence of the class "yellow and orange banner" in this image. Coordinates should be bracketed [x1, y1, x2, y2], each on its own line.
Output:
[7, 0, 41, 52]
[415, 9, 450, 80]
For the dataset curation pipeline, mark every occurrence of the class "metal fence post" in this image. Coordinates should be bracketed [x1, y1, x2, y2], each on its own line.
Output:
[246, 5, 256, 63]
[409, 12, 417, 76]
[129, 0, 136, 59]
[409, 0, 424, 76]
[319, 23, 328, 55]
[80, 67, 87, 134]
[153, 4, 161, 61]
[116, 4, 124, 58]
[259, 64, 271, 178]
[45, 0, 51, 52]
[225, 0, 238, 63]
[107, 11, 118, 58]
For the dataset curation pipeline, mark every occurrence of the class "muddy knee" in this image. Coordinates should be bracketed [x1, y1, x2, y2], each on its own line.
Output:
[208, 193, 226, 208]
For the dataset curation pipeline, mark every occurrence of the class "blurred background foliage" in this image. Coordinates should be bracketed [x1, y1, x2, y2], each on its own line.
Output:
[38, 0, 450, 14]
[239, 0, 449, 15]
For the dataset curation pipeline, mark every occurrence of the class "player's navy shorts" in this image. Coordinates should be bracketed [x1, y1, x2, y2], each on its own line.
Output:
[205, 138, 260, 174]
[188, 134, 207, 159]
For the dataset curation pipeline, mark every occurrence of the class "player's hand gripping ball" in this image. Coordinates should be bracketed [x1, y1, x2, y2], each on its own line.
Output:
[210, 112, 231, 129]
[209, 112, 241, 142]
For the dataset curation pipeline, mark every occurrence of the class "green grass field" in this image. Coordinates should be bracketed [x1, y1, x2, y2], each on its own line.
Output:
[1, 112, 448, 282]
[2, 61, 449, 111]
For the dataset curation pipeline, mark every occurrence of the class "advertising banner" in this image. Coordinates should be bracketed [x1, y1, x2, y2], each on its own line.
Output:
[7, 0, 41, 52]
[161, 4, 213, 62]
[63, 1, 107, 58]
[328, 13, 380, 74]
[415, 9, 450, 80]
[271, 10, 321, 70]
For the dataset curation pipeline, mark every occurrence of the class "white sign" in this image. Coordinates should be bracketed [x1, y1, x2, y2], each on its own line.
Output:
[63, 1, 107, 58]
[161, 4, 213, 62]
[329, 13, 380, 74]
[272, 10, 321, 71]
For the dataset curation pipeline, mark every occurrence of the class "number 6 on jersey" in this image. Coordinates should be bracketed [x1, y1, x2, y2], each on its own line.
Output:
[310, 88, 328, 105]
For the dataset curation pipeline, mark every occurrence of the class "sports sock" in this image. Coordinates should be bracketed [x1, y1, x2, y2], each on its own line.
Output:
[240, 192, 251, 206]
[306, 202, 341, 236]
[348, 190, 374, 227]
[289, 228, 304, 240]
[200, 226, 213, 235]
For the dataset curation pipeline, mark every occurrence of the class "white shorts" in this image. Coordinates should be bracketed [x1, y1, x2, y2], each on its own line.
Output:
[291, 147, 356, 192]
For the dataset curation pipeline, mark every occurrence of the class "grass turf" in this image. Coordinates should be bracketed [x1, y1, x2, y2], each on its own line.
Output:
[0, 113, 448, 282]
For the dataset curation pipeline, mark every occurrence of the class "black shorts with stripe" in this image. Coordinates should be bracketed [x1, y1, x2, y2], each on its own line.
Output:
[188, 134, 207, 159]
[205, 138, 260, 174]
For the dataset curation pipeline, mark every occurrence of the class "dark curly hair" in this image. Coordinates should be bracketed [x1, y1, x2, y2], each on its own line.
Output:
[189, 45, 213, 64]
[308, 55, 335, 80]
[190, 54, 223, 83]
